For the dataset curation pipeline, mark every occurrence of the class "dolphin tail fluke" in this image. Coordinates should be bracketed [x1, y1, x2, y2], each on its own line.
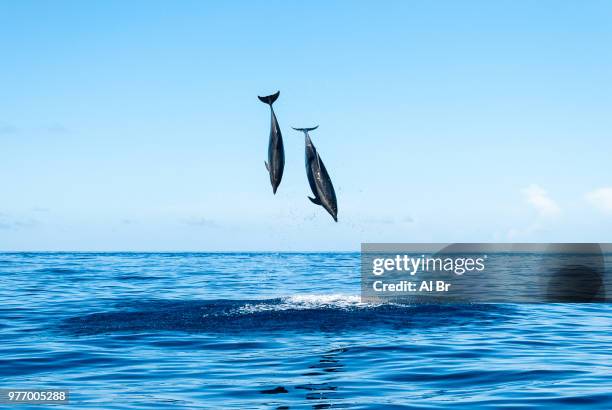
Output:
[264, 161, 269, 171]
[258, 91, 280, 105]
[308, 196, 322, 205]
[292, 126, 319, 133]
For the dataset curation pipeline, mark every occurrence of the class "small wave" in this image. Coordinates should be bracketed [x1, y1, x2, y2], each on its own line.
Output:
[33, 267, 82, 275]
[235, 293, 379, 314]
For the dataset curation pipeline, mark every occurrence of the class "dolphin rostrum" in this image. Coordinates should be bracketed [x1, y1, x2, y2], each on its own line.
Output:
[292, 126, 338, 222]
[258, 91, 284, 194]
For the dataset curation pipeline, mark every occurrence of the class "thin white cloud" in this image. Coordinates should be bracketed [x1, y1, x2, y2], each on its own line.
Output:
[522, 184, 561, 218]
[181, 217, 218, 228]
[585, 187, 612, 214]
[507, 184, 560, 239]
[361, 215, 414, 226]
[506, 222, 541, 241]
[0, 216, 40, 230]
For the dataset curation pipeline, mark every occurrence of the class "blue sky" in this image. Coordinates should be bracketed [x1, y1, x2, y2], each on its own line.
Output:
[1, 1, 612, 251]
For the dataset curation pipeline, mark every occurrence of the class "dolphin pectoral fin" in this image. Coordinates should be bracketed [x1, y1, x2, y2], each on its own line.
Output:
[308, 196, 322, 205]
[265, 161, 269, 171]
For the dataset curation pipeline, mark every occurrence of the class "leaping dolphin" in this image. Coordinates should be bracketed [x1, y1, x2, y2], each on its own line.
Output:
[293, 126, 338, 222]
[258, 91, 284, 194]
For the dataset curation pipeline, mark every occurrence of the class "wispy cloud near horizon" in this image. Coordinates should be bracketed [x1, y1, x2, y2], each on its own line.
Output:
[522, 184, 561, 218]
[585, 187, 612, 214]
[0, 216, 40, 230]
[180, 217, 219, 228]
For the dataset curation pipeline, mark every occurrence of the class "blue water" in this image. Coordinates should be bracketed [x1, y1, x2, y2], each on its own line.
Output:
[1, 253, 611, 409]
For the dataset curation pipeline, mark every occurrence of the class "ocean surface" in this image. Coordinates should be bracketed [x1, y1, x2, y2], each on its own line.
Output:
[0, 253, 611, 409]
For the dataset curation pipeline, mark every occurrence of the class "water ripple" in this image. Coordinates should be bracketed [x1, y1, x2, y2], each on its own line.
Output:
[0, 253, 610, 409]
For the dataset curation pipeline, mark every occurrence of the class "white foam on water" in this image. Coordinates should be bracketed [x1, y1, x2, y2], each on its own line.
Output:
[234, 293, 387, 314]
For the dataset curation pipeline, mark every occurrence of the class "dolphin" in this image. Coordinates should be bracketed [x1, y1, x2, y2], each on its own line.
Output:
[292, 126, 338, 222]
[258, 91, 284, 194]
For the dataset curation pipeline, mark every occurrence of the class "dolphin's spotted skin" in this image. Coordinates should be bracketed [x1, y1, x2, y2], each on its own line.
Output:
[258, 91, 284, 194]
[293, 126, 338, 222]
